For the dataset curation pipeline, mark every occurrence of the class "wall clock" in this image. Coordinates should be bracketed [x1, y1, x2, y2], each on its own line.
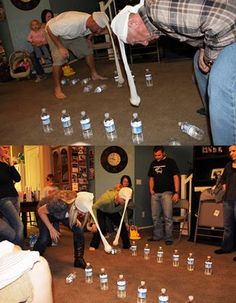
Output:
[11, 0, 40, 11]
[100, 146, 128, 173]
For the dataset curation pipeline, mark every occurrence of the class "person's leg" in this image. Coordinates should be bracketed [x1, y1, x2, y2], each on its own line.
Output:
[41, 45, 51, 60]
[89, 210, 107, 249]
[208, 42, 236, 144]
[109, 212, 130, 248]
[161, 192, 174, 243]
[0, 217, 16, 242]
[150, 193, 163, 240]
[0, 197, 23, 246]
[193, 50, 210, 115]
[28, 256, 53, 303]
[33, 46, 43, 60]
[33, 215, 51, 255]
[30, 51, 46, 82]
[220, 201, 235, 252]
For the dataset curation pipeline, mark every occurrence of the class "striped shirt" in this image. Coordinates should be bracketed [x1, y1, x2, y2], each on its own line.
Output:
[139, 0, 236, 62]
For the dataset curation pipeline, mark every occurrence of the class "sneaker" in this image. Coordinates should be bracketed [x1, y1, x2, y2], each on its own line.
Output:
[214, 248, 229, 254]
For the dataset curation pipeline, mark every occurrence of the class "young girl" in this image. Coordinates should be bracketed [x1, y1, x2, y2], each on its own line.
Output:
[27, 19, 51, 65]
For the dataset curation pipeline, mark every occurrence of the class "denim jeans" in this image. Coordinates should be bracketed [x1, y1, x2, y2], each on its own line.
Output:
[0, 217, 16, 242]
[221, 200, 236, 252]
[34, 215, 84, 255]
[194, 43, 236, 144]
[0, 197, 24, 246]
[151, 192, 173, 242]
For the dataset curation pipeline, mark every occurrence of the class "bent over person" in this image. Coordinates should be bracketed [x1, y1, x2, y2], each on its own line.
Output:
[33, 190, 93, 269]
[148, 146, 180, 245]
[46, 11, 108, 99]
[111, 0, 236, 144]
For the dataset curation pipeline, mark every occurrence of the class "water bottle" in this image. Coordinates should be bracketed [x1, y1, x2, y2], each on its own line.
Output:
[117, 274, 126, 298]
[144, 243, 150, 260]
[80, 111, 93, 139]
[178, 121, 204, 140]
[99, 268, 108, 290]
[29, 234, 38, 248]
[131, 70, 135, 82]
[185, 295, 194, 303]
[94, 84, 107, 93]
[158, 288, 169, 303]
[114, 70, 122, 88]
[145, 68, 153, 87]
[111, 248, 121, 255]
[81, 77, 91, 85]
[61, 109, 73, 136]
[172, 249, 180, 267]
[131, 113, 144, 144]
[65, 272, 76, 284]
[103, 112, 117, 141]
[41, 108, 53, 133]
[83, 84, 93, 93]
[156, 246, 164, 263]
[130, 240, 137, 256]
[187, 253, 194, 271]
[168, 138, 181, 146]
[70, 77, 80, 85]
[204, 255, 213, 276]
[85, 263, 93, 284]
[137, 281, 147, 303]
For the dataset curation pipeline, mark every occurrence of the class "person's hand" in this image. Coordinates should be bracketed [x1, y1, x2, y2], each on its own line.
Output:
[172, 193, 179, 203]
[115, 196, 125, 205]
[91, 223, 97, 233]
[59, 47, 69, 59]
[87, 34, 94, 48]
[198, 48, 210, 73]
[76, 219, 82, 227]
[49, 227, 60, 243]
[150, 190, 155, 195]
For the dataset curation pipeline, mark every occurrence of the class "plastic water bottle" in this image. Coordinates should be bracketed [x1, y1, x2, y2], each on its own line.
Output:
[85, 263, 93, 284]
[144, 243, 150, 260]
[65, 272, 76, 284]
[172, 249, 180, 267]
[185, 295, 194, 303]
[61, 109, 73, 136]
[158, 288, 169, 303]
[81, 77, 91, 85]
[145, 68, 153, 87]
[114, 70, 122, 87]
[137, 281, 147, 303]
[204, 256, 213, 275]
[94, 84, 107, 93]
[168, 138, 181, 145]
[178, 122, 204, 140]
[80, 111, 93, 139]
[83, 84, 93, 93]
[70, 77, 80, 85]
[103, 112, 117, 141]
[131, 113, 144, 144]
[117, 274, 126, 298]
[130, 240, 137, 256]
[187, 253, 194, 271]
[99, 268, 108, 290]
[156, 246, 164, 263]
[41, 108, 53, 133]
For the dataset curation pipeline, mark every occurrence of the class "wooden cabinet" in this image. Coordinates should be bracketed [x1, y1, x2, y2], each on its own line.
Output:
[52, 146, 94, 191]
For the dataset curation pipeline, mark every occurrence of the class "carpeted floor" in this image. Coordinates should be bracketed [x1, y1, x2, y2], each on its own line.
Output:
[0, 58, 211, 145]
[31, 225, 236, 303]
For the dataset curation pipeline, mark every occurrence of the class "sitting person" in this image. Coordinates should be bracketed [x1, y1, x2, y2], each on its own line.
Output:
[27, 19, 51, 65]
[33, 190, 93, 269]
[0, 240, 53, 303]
[89, 187, 132, 251]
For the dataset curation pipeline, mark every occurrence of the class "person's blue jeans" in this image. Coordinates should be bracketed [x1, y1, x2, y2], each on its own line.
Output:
[194, 43, 236, 144]
[0, 217, 16, 242]
[0, 197, 24, 246]
[34, 215, 84, 256]
[151, 192, 173, 242]
[221, 200, 236, 252]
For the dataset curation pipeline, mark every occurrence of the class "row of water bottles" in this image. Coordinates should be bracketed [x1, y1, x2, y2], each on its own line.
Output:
[83, 264, 193, 303]
[41, 108, 144, 143]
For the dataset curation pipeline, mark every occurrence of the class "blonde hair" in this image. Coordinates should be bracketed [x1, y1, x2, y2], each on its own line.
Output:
[30, 19, 41, 29]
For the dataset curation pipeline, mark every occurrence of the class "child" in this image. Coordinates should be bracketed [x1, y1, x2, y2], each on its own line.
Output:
[42, 174, 58, 198]
[27, 19, 51, 65]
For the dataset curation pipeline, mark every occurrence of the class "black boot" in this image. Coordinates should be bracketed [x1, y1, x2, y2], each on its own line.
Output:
[74, 240, 87, 269]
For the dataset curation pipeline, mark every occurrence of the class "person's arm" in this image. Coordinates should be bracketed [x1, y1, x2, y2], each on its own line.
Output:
[172, 174, 180, 203]
[9, 165, 21, 183]
[149, 177, 155, 195]
[46, 25, 69, 59]
[37, 204, 60, 242]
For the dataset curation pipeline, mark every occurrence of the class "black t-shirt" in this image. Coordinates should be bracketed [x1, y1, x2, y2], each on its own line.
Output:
[220, 162, 236, 201]
[0, 162, 21, 199]
[148, 157, 180, 193]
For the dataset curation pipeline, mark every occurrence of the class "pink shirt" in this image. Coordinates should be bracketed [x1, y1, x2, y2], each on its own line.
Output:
[27, 28, 47, 45]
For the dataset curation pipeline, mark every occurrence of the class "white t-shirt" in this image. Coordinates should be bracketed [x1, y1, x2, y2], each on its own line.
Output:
[47, 11, 91, 39]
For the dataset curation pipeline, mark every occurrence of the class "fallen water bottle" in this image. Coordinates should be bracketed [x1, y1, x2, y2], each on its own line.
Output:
[61, 78, 69, 85]
[83, 84, 93, 93]
[41, 108, 53, 133]
[70, 78, 80, 85]
[178, 121, 204, 140]
[94, 84, 107, 93]
[81, 77, 91, 85]
[65, 272, 77, 284]
[29, 234, 38, 248]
